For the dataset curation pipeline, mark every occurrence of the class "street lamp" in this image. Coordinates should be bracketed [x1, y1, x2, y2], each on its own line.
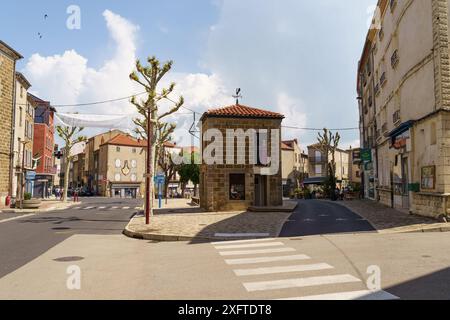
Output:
[19, 140, 30, 210]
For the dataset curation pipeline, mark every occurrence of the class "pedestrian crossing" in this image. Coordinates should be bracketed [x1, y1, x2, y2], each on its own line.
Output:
[72, 206, 142, 211]
[212, 238, 400, 300]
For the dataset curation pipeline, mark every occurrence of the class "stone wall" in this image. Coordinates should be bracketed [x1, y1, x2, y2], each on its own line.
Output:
[378, 188, 392, 207]
[0, 51, 15, 199]
[411, 192, 448, 218]
[200, 117, 283, 212]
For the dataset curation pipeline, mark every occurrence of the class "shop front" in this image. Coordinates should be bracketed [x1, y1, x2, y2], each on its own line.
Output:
[389, 121, 413, 211]
[109, 182, 142, 199]
[361, 148, 376, 200]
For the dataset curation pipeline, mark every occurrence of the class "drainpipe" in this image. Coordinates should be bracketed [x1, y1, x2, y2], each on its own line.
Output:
[8, 60, 17, 199]
[370, 49, 380, 201]
[357, 71, 366, 199]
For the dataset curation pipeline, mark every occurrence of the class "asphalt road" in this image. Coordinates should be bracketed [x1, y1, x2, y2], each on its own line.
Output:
[280, 200, 375, 237]
[1, 232, 450, 299]
[0, 197, 141, 278]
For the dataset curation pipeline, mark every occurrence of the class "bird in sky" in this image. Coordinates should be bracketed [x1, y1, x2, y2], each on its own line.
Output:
[44, 14, 48, 19]
[38, 32, 43, 39]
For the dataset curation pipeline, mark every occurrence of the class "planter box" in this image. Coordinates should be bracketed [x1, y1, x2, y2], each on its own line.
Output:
[22, 199, 42, 209]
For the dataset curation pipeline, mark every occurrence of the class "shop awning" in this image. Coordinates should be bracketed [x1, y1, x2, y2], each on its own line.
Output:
[388, 120, 414, 138]
[303, 177, 327, 185]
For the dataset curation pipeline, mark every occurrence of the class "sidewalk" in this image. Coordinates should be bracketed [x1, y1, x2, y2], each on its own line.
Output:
[0, 200, 76, 214]
[331, 199, 450, 234]
[124, 200, 296, 242]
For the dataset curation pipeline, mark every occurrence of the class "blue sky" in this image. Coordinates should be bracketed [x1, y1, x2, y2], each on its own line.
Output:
[1, 0, 376, 149]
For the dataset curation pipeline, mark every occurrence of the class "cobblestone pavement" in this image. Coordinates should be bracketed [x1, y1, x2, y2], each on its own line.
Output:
[329, 200, 449, 233]
[126, 210, 292, 241]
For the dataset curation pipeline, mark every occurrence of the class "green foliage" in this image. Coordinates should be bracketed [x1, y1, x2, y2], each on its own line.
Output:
[24, 193, 32, 201]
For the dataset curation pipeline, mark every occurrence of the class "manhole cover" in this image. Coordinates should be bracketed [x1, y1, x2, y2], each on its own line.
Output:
[53, 256, 85, 262]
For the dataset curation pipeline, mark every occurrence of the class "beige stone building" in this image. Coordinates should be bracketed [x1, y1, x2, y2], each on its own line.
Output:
[98, 133, 146, 198]
[84, 129, 125, 195]
[358, 0, 450, 218]
[11, 72, 33, 199]
[199, 104, 284, 212]
[281, 139, 309, 197]
[306, 144, 350, 187]
[0, 41, 22, 204]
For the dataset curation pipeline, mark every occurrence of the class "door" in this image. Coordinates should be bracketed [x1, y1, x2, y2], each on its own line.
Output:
[401, 157, 410, 209]
[254, 175, 267, 206]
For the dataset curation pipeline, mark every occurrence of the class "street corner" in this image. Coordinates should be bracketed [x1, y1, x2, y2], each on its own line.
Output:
[123, 208, 293, 243]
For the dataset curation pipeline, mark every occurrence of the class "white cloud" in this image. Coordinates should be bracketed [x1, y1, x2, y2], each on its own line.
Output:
[22, 9, 229, 147]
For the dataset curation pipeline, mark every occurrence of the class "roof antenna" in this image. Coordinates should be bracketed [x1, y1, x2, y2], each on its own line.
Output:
[232, 88, 242, 105]
[189, 111, 200, 139]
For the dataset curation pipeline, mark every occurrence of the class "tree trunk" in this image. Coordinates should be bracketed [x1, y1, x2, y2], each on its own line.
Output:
[63, 156, 70, 203]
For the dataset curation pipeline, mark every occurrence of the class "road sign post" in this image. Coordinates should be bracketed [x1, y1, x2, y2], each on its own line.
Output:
[154, 174, 165, 209]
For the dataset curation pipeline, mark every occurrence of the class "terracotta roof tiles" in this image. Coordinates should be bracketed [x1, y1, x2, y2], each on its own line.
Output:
[201, 104, 284, 120]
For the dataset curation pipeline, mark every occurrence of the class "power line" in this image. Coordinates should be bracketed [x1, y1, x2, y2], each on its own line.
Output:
[19, 91, 359, 131]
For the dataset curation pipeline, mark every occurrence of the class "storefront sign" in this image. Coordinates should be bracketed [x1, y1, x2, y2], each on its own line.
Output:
[391, 130, 410, 150]
[26, 171, 36, 180]
[421, 166, 436, 190]
[361, 149, 372, 162]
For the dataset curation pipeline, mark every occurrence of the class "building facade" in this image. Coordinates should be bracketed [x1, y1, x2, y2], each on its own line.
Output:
[30, 94, 56, 198]
[85, 129, 124, 195]
[307, 144, 350, 187]
[281, 139, 309, 197]
[11, 72, 32, 199]
[59, 141, 86, 191]
[199, 104, 284, 212]
[0, 41, 22, 205]
[358, 0, 450, 218]
[98, 134, 146, 198]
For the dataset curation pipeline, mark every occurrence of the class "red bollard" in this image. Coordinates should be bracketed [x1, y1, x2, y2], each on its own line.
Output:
[5, 195, 11, 207]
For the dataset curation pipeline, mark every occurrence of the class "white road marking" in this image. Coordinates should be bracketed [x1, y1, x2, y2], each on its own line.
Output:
[111, 207, 119, 209]
[83, 207, 95, 210]
[303, 219, 315, 222]
[135, 207, 142, 210]
[215, 233, 270, 238]
[0, 214, 35, 224]
[98, 207, 106, 209]
[219, 248, 296, 256]
[215, 242, 285, 250]
[336, 218, 348, 221]
[225, 254, 311, 265]
[122, 207, 130, 209]
[277, 290, 399, 300]
[243, 274, 361, 292]
[212, 238, 276, 245]
[234, 263, 334, 276]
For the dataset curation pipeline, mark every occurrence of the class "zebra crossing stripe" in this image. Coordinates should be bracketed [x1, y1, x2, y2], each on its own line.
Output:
[123, 207, 130, 209]
[243, 274, 361, 292]
[83, 207, 95, 210]
[219, 248, 296, 256]
[225, 254, 311, 265]
[212, 238, 276, 245]
[215, 242, 285, 250]
[234, 263, 334, 276]
[277, 290, 399, 300]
